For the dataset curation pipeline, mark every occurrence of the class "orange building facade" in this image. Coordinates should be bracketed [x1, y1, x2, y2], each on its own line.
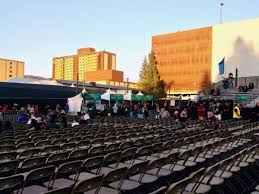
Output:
[52, 48, 118, 82]
[152, 27, 212, 94]
[52, 48, 137, 88]
[0, 58, 24, 81]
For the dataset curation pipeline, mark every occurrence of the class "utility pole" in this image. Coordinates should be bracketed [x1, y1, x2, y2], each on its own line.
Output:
[220, 2, 224, 24]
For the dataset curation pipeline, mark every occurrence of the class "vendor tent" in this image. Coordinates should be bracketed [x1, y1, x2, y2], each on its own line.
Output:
[101, 89, 116, 101]
[123, 93, 132, 101]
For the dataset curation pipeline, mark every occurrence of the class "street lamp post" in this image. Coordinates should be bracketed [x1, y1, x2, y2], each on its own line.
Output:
[220, 2, 224, 24]
[126, 77, 129, 93]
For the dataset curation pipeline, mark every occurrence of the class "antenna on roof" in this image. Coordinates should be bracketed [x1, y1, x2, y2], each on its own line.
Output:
[220, 2, 224, 24]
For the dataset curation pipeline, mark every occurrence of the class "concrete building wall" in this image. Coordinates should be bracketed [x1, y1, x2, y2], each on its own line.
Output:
[212, 18, 259, 83]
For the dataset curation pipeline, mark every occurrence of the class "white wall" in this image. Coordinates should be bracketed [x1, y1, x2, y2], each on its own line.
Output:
[212, 18, 259, 83]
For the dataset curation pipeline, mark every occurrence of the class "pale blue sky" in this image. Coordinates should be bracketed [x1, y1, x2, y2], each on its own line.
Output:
[1, 0, 259, 82]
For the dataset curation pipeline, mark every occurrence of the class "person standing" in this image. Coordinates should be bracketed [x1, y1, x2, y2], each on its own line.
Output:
[233, 104, 241, 119]
[113, 103, 118, 116]
[197, 103, 206, 121]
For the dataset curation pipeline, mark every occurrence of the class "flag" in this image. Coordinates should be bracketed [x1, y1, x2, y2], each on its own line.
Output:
[218, 57, 225, 75]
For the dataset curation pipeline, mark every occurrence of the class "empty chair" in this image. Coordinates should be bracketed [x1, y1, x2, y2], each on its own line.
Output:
[40, 145, 60, 156]
[18, 148, 41, 160]
[0, 152, 17, 162]
[60, 143, 76, 152]
[46, 152, 69, 166]
[35, 140, 51, 148]
[16, 143, 35, 152]
[104, 143, 120, 153]
[129, 160, 159, 184]
[0, 160, 19, 176]
[44, 160, 82, 190]
[0, 140, 15, 146]
[110, 161, 149, 193]
[15, 165, 56, 194]
[70, 156, 104, 182]
[77, 140, 91, 149]
[85, 167, 128, 194]
[145, 157, 172, 177]
[91, 138, 105, 146]
[18, 156, 47, 173]
[0, 145, 16, 153]
[88, 145, 105, 156]
[16, 138, 31, 145]
[0, 174, 24, 194]
[166, 177, 191, 194]
[119, 141, 133, 149]
[125, 145, 152, 164]
[72, 175, 103, 194]
[91, 151, 122, 175]
[69, 149, 88, 160]
[109, 147, 137, 168]
[184, 168, 209, 193]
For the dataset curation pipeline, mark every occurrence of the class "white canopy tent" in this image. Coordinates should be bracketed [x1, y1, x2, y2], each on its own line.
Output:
[123, 93, 132, 101]
[137, 91, 144, 96]
[101, 89, 116, 101]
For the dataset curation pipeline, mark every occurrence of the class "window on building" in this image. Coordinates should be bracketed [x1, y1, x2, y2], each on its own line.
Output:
[9, 75, 12, 78]
[10, 62, 12, 64]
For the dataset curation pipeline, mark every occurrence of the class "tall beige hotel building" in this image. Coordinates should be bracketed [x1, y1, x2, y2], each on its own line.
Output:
[0, 58, 24, 81]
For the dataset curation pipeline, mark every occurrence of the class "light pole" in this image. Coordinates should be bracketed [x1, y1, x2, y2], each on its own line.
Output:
[220, 2, 224, 24]
[126, 77, 129, 93]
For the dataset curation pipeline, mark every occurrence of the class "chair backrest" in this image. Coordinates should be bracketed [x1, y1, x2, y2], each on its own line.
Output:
[119, 141, 133, 149]
[162, 140, 175, 151]
[0, 145, 16, 153]
[166, 177, 191, 194]
[103, 167, 128, 184]
[103, 151, 122, 165]
[137, 146, 152, 156]
[166, 152, 180, 164]
[0, 152, 17, 162]
[104, 143, 120, 152]
[128, 160, 149, 175]
[152, 142, 163, 153]
[19, 156, 47, 172]
[88, 145, 105, 155]
[60, 143, 76, 151]
[200, 163, 220, 184]
[0, 174, 24, 193]
[40, 145, 60, 155]
[121, 147, 137, 161]
[82, 156, 104, 173]
[72, 175, 103, 194]
[18, 148, 41, 159]
[77, 140, 91, 148]
[0, 160, 19, 176]
[69, 149, 88, 160]
[24, 165, 56, 186]
[16, 142, 35, 150]
[46, 152, 69, 164]
[56, 160, 83, 177]
[188, 168, 206, 192]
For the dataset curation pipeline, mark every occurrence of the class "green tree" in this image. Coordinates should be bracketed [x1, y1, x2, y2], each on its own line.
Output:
[138, 51, 166, 100]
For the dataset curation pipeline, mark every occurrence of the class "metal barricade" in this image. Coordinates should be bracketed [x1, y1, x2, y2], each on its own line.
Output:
[0, 110, 18, 127]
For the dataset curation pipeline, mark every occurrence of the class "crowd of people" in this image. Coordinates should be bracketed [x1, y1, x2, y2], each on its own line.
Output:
[1, 98, 259, 131]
